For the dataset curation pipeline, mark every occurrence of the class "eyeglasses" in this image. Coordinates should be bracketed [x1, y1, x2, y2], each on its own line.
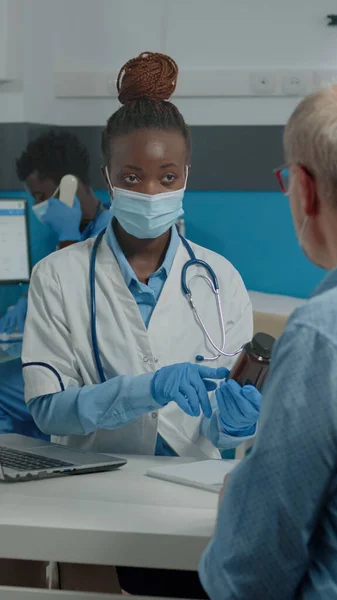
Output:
[274, 164, 314, 195]
[273, 165, 290, 194]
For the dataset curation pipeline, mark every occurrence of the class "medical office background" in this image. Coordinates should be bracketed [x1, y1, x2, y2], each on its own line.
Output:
[0, 0, 334, 315]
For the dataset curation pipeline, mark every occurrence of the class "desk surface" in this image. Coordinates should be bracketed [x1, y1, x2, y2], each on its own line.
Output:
[0, 456, 218, 571]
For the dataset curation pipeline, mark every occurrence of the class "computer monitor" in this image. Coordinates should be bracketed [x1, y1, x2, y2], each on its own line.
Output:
[0, 199, 30, 284]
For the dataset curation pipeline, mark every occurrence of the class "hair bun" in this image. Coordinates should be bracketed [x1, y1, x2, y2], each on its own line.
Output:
[117, 52, 178, 105]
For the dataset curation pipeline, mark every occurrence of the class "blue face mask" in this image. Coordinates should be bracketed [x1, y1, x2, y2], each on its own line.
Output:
[32, 199, 49, 222]
[106, 167, 187, 239]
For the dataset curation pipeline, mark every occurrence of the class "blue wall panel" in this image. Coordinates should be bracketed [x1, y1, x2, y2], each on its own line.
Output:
[0, 189, 325, 316]
[184, 191, 324, 298]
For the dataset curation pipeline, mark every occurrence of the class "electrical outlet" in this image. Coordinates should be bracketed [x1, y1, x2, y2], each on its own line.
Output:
[250, 72, 275, 96]
[282, 73, 306, 96]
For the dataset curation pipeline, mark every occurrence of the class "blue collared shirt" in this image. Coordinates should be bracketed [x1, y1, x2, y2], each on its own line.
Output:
[106, 223, 180, 455]
[105, 222, 180, 328]
[106, 223, 253, 454]
[199, 267, 337, 600]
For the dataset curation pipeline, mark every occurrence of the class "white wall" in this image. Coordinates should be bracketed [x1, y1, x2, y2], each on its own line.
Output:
[2, 0, 337, 125]
[0, 0, 24, 121]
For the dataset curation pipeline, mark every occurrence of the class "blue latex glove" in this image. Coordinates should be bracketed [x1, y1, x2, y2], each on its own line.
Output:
[42, 196, 82, 242]
[216, 378, 262, 435]
[0, 296, 28, 334]
[151, 363, 228, 418]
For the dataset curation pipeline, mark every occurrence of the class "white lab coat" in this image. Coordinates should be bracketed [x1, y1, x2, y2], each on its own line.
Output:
[23, 234, 253, 459]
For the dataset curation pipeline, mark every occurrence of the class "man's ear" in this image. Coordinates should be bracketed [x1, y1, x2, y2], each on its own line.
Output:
[299, 166, 319, 217]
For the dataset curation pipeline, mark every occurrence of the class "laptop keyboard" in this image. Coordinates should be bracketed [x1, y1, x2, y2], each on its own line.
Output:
[0, 446, 74, 471]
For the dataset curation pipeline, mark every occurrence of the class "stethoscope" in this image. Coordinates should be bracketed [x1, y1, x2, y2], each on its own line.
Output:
[90, 229, 243, 384]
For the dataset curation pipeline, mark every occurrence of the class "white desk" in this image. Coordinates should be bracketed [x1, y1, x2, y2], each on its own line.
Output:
[0, 456, 218, 571]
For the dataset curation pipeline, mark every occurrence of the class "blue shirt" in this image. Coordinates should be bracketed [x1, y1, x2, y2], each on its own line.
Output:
[199, 267, 337, 600]
[106, 223, 180, 455]
[80, 208, 110, 241]
[105, 221, 180, 329]
[0, 357, 48, 440]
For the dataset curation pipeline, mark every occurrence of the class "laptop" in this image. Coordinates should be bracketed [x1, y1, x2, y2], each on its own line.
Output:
[0, 434, 127, 482]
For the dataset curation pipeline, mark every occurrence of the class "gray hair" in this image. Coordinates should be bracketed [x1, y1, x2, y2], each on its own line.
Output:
[284, 85, 337, 205]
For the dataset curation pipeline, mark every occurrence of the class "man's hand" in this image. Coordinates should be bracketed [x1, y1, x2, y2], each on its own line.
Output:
[42, 196, 82, 242]
[0, 296, 28, 334]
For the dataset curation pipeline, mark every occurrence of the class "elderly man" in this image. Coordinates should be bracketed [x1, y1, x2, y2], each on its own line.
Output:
[199, 84, 337, 599]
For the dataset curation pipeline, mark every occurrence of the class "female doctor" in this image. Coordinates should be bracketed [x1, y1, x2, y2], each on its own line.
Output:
[22, 53, 261, 595]
[23, 52, 260, 458]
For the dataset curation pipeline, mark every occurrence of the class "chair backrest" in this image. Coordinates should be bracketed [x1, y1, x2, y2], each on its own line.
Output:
[253, 311, 288, 339]
[0, 588, 190, 600]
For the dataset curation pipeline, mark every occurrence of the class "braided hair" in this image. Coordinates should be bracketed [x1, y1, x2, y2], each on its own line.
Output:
[101, 52, 191, 165]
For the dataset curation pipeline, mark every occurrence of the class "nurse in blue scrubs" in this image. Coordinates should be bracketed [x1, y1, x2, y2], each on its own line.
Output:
[0, 130, 110, 438]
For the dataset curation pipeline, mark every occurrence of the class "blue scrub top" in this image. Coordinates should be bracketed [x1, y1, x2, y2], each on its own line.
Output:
[80, 208, 110, 240]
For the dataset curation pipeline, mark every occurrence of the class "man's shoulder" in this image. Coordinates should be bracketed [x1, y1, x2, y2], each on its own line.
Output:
[289, 285, 337, 348]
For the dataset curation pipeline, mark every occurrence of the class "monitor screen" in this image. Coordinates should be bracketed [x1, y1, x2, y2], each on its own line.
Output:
[0, 199, 30, 283]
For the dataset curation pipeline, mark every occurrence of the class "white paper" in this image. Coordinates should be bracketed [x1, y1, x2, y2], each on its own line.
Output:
[147, 459, 240, 494]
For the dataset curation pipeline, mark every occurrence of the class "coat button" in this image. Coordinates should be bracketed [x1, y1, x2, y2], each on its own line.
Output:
[152, 412, 157, 419]
[143, 356, 149, 363]
[154, 357, 159, 363]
